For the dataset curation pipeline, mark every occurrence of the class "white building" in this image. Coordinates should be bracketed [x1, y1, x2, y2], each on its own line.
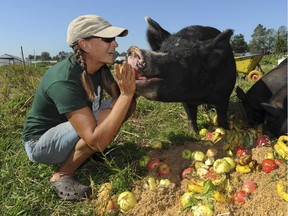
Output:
[0, 54, 23, 66]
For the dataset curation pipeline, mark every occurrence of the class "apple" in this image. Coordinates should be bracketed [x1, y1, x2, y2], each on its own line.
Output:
[206, 147, 218, 158]
[138, 155, 151, 167]
[105, 199, 118, 214]
[182, 149, 192, 160]
[194, 161, 205, 170]
[180, 167, 194, 180]
[150, 140, 162, 149]
[147, 177, 157, 190]
[197, 167, 209, 177]
[232, 190, 248, 205]
[159, 178, 171, 187]
[223, 157, 236, 170]
[97, 198, 118, 215]
[146, 158, 160, 170]
[235, 146, 248, 157]
[157, 163, 172, 176]
[255, 135, 271, 147]
[213, 157, 235, 174]
[242, 180, 257, 193]
[199, 128, 209, 137]
[98, 182, 113, 201]
[193, 205, 214, 216]
[117, 191, 137, 213]
[205, 157, 215, 166]
[191, 151, 205, 162]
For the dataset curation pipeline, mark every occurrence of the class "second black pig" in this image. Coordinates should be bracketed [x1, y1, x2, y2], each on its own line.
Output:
[236, 59, 287, 126]
[261, 84, 287, 137]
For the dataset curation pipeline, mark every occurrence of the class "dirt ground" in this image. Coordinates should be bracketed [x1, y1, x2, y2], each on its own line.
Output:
[121, 140, 287, 216]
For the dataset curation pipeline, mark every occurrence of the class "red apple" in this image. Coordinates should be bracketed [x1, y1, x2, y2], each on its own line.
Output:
[147, 159, 160, 170]
[235, 146, 249, 157]
[242, 180, 257, 193]
[157, 163, 172, 176]
[256, 135, 271, 147]
[233, 190, 248, 205]
[180, 167, 194, 180]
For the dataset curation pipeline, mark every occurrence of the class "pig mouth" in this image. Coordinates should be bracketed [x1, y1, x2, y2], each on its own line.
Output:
[127, 46, 163, 86]
[135, 74, 163, 87]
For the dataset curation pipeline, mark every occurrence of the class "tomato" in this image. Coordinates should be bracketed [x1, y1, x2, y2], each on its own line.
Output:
[242, 180, 257, 193]
[255, 135, 271, 147]
[261, 159, 278, 173]
[233, 190, 248, 204]
[235, 146, 249, 157]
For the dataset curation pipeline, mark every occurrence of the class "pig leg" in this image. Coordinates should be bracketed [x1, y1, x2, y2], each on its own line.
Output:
[215, 102, 229, 129]
[182, 103, 198, 132]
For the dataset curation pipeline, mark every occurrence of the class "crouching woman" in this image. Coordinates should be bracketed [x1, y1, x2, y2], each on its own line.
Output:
[22, 14, 136, 200]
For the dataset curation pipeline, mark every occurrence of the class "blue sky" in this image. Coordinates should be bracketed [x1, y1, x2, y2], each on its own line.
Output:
[0, 0, 287, 57]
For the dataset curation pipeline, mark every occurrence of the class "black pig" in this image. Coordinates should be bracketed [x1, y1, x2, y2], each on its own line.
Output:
[128, 17, 236, 131]
[236, 59, 287, 127]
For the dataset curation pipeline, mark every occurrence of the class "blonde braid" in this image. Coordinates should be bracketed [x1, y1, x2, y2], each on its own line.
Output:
[73, 45, 95, 101]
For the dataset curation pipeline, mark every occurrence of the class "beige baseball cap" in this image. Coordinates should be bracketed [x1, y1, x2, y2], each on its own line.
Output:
[66, 14, 128, 46]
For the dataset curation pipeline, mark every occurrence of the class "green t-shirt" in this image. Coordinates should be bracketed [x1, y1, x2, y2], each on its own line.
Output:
[22, 56, 115, 141]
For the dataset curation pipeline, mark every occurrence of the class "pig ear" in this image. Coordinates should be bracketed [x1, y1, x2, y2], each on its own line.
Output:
[200, 29, 234, 69]
[261, 102, 279, 116]
[145, 16, 171, 51]
[210, 29, 234, 47]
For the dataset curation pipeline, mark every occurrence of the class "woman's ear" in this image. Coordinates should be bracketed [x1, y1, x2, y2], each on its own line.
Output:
[78, 39, 90, 53]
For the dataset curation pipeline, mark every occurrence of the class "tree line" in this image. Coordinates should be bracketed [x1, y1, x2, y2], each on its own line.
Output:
[231, 24, 287, 55]
[28, 24, 287, 61]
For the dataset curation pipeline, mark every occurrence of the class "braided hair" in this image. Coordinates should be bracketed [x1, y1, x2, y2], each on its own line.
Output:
[72, 44, 95, 102]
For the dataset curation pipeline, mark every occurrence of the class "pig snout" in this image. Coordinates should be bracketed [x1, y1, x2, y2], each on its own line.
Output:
[127, 46, 146, 70]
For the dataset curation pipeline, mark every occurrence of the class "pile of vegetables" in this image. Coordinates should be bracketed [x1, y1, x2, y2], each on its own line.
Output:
[94, 115, 288, 215]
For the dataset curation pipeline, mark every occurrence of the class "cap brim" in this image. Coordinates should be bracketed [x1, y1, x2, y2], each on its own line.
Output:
[92, 26, 128, 38]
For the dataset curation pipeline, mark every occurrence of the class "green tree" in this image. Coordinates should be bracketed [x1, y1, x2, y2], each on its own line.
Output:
[231, 34, 248, 54]
[249, 24, 276, 54]
[40, 51, 51, 60]
[273, 26, 287, 53]
[57, 51, 70, 61]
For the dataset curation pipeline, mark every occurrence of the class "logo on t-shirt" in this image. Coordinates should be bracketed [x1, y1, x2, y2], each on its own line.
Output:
[92, 86, 101, 111]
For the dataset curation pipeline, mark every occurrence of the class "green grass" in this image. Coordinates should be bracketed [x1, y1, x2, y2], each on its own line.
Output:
[0, 56, 277, 215]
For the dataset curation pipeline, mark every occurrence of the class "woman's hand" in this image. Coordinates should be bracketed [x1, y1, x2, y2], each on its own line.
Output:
[114, 62, 135, 97]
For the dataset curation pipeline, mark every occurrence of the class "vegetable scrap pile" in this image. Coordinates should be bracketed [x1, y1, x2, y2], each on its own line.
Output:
[94, 118, 288, 216]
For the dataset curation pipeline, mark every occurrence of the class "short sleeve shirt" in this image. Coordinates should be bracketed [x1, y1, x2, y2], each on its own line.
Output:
[22, 56, 115, 141]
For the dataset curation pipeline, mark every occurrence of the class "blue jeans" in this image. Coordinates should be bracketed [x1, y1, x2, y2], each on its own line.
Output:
[23, 98, 113, 165]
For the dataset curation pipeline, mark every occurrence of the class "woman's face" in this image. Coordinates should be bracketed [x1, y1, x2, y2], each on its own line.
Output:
[89, 37, 118, 64]
[79, 37, 119, 71]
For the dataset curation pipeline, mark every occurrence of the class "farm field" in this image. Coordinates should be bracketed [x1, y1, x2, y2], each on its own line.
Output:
[0, 56, 287, 216]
